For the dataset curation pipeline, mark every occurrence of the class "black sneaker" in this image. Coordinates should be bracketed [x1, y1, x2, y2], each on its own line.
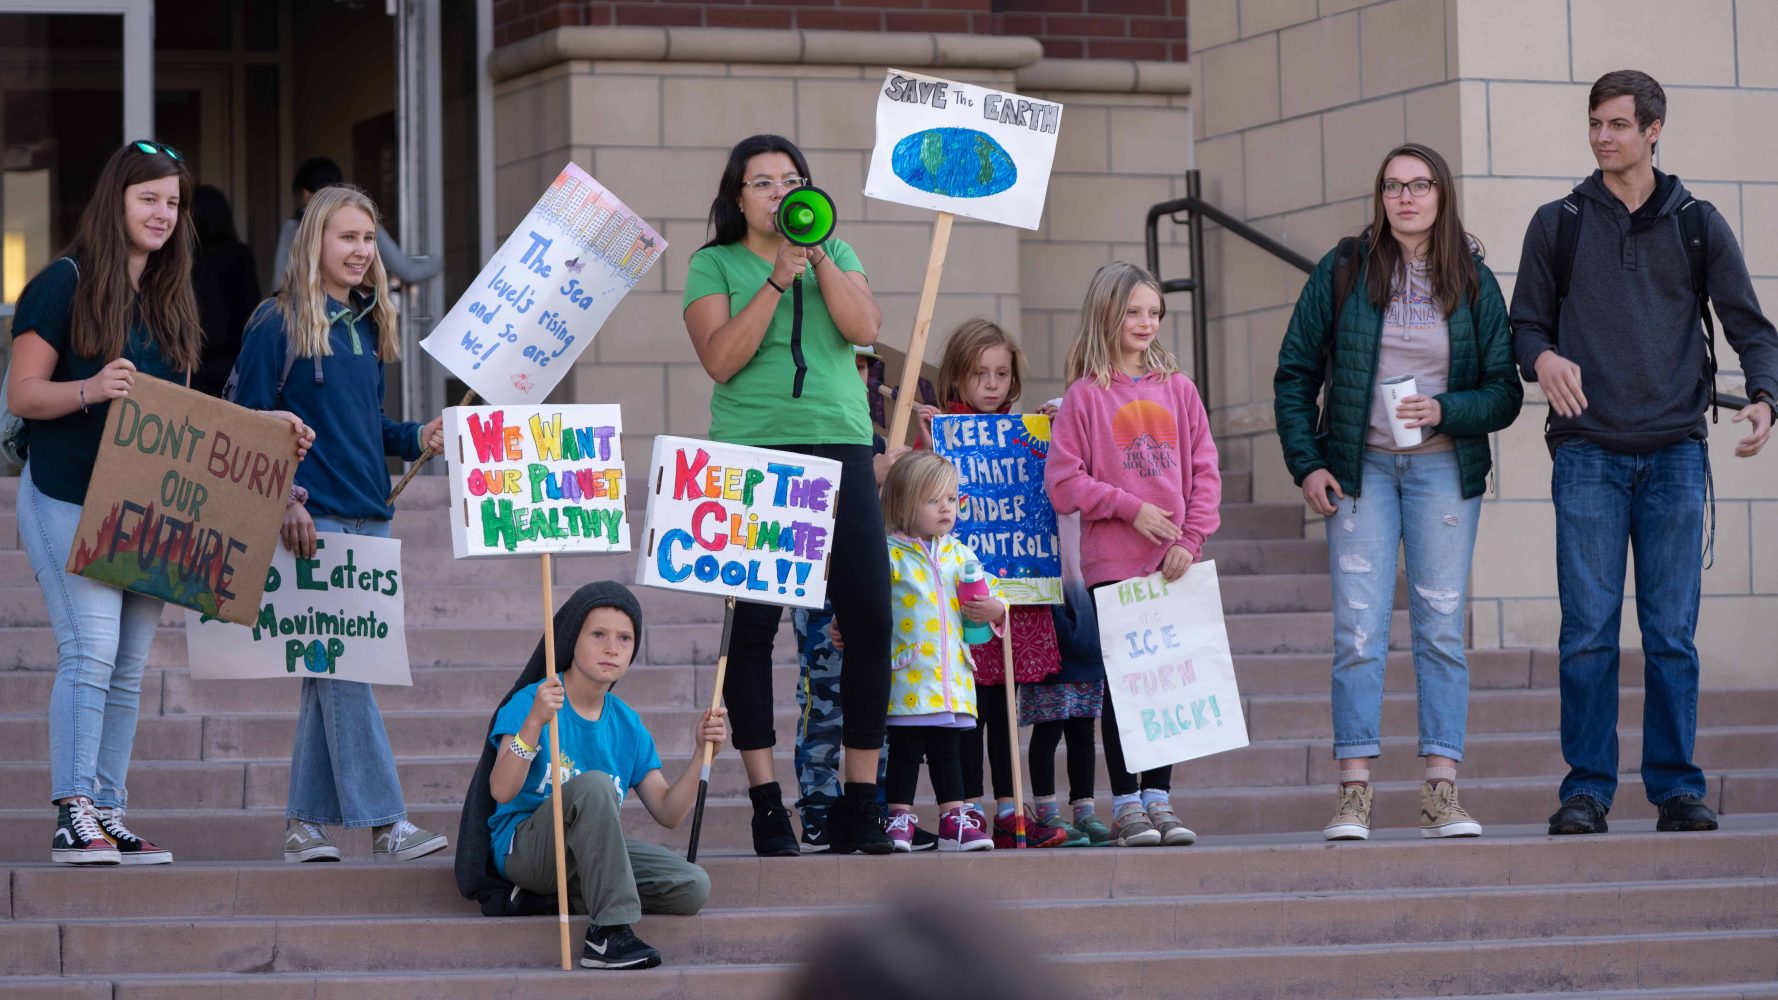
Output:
[1547, 796, 1609, 835]
[1656, 795, 1719, 832]
[749, 784, 800, 857]
[95, 807, 172, 865]
[800, 813, 832, 853]
[51, 800, 121, 865]
[826, 794, 894, 855]
[580, 924, 661, 970]
[910, 825, 939, 852]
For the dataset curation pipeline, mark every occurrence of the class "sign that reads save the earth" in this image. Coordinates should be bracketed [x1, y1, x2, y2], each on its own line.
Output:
[864, 68, 1063, 230]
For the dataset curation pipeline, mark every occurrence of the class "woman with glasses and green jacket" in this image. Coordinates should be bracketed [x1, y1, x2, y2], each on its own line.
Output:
[1273, 142, 1522, 845]
[681, 134, 894, 858]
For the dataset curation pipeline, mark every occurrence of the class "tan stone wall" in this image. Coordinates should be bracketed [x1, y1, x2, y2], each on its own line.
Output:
[490, 38, 1192, 461]
[1191, 0, 1778, 686]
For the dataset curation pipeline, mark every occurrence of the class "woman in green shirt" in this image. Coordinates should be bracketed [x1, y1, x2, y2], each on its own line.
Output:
[683, 134, 893, 856]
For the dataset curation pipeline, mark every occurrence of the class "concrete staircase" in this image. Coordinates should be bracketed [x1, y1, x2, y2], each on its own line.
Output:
[1, 472, 1775, 998]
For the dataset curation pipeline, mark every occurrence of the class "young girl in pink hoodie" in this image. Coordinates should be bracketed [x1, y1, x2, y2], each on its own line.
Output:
[1044, 262, 1222, 847]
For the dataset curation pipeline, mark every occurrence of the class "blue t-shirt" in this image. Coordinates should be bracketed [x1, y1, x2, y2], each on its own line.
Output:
[486, 684, 661, 877]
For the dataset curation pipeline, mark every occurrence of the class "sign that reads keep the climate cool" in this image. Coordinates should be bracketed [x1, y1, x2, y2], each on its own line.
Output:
[420, 163, 664, 404]
[443, 404, 627, 559]
[636, 437, 840, 611]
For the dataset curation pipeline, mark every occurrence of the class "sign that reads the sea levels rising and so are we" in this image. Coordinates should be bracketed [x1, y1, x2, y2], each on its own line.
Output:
[443, 404, 627, 559]
[636, 436, 840, 611]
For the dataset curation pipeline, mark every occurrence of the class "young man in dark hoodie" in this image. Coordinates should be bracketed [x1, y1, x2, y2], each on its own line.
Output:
[1511, 70, 1778, 837]
[466, 581, 726, 970]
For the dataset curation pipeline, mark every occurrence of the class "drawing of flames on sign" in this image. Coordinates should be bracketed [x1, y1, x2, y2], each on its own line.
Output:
[534, 167, 664, 288]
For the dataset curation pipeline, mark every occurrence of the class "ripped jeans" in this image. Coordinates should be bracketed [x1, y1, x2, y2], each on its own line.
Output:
[1326, 448, 1480, 761]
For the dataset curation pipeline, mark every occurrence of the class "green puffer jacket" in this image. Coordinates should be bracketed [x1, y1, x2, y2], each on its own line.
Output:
[1273, 241, 1524, 500]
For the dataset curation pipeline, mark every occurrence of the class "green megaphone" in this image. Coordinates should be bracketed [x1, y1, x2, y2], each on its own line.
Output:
[775, 186, 837, 247]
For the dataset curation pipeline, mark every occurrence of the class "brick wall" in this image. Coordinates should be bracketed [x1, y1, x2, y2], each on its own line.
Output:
[493, 0, 1188, 61]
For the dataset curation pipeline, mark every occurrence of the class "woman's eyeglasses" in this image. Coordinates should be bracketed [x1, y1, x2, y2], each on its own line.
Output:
[131, 140, 184, 162]
[1381, 178, 1436, 199]
[744, 176, 808, 193]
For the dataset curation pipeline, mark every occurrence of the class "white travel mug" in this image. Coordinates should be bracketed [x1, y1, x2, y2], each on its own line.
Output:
[1383, 375, 1423, 448]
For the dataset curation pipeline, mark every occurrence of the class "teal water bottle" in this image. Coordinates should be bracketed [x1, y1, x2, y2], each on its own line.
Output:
[957, 558, 994, 646]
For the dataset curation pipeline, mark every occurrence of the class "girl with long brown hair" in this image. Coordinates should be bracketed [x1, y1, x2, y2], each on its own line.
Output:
[1273, 142, 1523, 842]
[7, 141, 308, 865]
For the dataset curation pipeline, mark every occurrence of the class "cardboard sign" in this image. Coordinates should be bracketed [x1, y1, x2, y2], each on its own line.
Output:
[930, 413, 1060, 605]
[185, 533, 412, 686]
[67, 377, 290, 626]
[1095, 565, 1249, 771]
[442, 404, 628, 558]
[420, 163, 665, 404]
[864, 68, 1063, 230]
[636, 436, 840, 610]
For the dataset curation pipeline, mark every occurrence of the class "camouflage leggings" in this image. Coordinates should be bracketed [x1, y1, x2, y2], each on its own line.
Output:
[791, 604, 886, 820]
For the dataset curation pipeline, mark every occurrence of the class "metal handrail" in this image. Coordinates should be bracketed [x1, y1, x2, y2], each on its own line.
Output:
[1144, 168, 1755, 414]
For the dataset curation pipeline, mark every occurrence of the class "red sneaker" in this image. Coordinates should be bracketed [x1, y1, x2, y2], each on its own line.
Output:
[993, 807, 1068, 849]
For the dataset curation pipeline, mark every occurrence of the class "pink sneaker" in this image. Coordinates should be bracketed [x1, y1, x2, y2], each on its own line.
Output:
[939, 806, 994, 852]
[885, 809, 917, 853]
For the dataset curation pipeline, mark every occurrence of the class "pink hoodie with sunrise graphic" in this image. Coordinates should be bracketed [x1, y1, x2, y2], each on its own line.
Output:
[1044, 370, 1221, 588]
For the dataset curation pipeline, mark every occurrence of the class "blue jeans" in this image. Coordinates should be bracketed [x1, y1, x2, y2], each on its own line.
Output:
[1327, 449, 1480, 761]
[1552, 438, 1707, 809]
[285, 513, 407, 828]
[18, 464, 162, 807]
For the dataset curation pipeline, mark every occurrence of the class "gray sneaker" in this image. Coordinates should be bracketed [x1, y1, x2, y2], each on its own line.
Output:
[1111, 802, 1162, 847]
[1145, 801, 1198, 846]
[373, 819, 448, 861]
[283, 820, 341, 863]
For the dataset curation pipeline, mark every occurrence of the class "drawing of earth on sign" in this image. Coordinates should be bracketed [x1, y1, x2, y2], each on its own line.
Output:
[891, 128, 1017, 199]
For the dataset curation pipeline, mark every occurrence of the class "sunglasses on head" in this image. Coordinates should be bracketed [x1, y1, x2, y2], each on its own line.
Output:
[131, 140, 183, 162]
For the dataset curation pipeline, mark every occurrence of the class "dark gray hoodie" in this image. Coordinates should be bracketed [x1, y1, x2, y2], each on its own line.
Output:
[1511, 169, 1778, 453]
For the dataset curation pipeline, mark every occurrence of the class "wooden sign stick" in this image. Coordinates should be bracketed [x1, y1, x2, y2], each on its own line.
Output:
[686, 597, 737, 863]
[386, 388, 479, 507]
[885, 211, 955, 449]
[539, 553, 572, 971]
[1001, 627, 1027, 848]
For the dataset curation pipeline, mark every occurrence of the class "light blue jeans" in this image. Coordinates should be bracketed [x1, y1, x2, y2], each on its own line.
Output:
[285, 513, 407, 828]
[19, 464, 163, 807]
[1327, 449, 1480, 761]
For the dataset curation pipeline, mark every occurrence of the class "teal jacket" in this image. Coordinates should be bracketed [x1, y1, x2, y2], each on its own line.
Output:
[1273, 241, 1523, 500]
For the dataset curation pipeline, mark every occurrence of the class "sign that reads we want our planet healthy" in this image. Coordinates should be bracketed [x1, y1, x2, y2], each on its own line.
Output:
[443, 404, 628, 558]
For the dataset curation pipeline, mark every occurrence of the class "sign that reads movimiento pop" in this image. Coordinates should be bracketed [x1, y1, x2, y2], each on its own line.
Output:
[636, 436, 839, 610]
[185, 532, 411, 686]
[443, 404, 628, 559]
[930, 413, 1060, 605]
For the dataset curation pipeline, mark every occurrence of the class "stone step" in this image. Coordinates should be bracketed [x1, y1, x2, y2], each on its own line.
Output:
[11, 818, 1777, 917]
[8, 723, 1777, 810]
[6, 877, 1773, 977]
[4, 771, 1775, 860]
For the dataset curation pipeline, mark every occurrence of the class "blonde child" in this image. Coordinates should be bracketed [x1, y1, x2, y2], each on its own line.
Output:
[841, 451, 1006, 851]
[914, 320, 1072, 847]
[1044, 262, 1222, 847]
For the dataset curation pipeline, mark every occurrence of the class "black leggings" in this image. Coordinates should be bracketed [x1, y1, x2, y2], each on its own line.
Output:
[723, 444, 892, 754]
[1029, 716, 1097, 802]
[1090, 582, 1173, 796]
[885, 725, 964, 805]
[959, 685, 1014, 801]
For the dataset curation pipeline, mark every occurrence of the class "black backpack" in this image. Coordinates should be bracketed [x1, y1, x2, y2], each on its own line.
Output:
[1551, 195, 1718, 421]
[221, 299, 323, 405]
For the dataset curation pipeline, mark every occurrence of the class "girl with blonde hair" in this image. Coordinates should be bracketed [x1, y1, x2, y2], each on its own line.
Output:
[229, 183, 448, 864]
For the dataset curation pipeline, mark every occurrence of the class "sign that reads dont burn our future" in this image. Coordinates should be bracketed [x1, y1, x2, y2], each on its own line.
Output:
[185, 532, 412, 686]
[67, 377, 292, 626]
[636, 436, 840, 610]
[930, 413, 1061, 605]
[443, 404, 628, 559]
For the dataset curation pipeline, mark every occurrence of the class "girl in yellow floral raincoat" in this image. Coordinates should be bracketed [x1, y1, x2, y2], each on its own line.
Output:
[877, 451, 1005, 851]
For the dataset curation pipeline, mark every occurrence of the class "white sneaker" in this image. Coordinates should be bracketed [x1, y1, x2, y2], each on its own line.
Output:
[283, 820, 341, 863]
[373, 819, 448, 861]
